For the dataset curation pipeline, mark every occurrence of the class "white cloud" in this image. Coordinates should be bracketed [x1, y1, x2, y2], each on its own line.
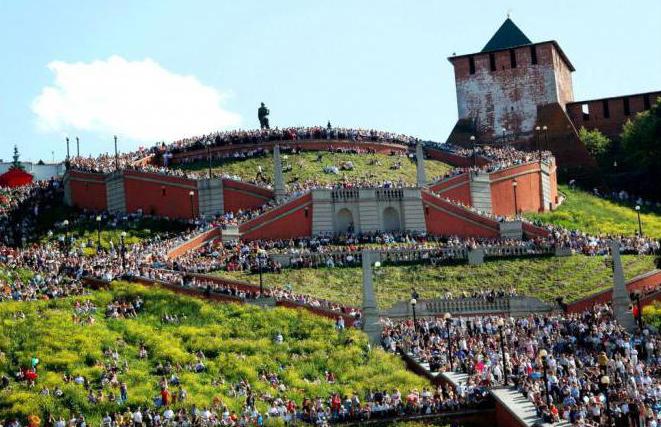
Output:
[32, 55, 241, 143]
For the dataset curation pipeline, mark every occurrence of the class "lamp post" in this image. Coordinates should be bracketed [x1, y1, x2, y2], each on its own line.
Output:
[189, 190, 195, 219]
[65, 137, 70, 161]
[256, 250, 267, 295]
[538, 349, 551, 412]
[512, 179, 519, 216]
[114, 135, 119, 170]
[497, 318, 508, 386]
[95, 215, 102, 251]
[501, 128, 506, 142]
[410, 298, 417, 330]
[63, 219, 70, 252]
[120, 231, 127, 271]
[542, 125, 548, 155]
[635, 205, 643, 236]
[535, 125, 541, 161]
[469, 135, 476, 167]
[76, 137, 80, 158]
[600, 375, 611, 422]
[206, 141, 213, 179]
[444, 312, 453, 371]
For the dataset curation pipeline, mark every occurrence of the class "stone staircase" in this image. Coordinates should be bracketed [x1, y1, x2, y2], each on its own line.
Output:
[469, 171, 492, 213]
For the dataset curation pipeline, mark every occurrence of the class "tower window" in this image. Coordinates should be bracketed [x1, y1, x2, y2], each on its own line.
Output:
[602, 100, 610, 119]
[489, 53, 496, 71]
[530, 45, 538, 65]
[468, 56, 475, 74]
[623, 97, 630, 116]
[643, 95, 651, 110]
[581, 104, 590, 121]
[509, 49, 517, 68]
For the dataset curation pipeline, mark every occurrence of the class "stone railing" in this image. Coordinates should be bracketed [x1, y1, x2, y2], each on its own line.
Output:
[375, 187, 404, 201]
[483, 244, 554, 258]
[383, 295, 554, 318]
[331, 188, 360, 201]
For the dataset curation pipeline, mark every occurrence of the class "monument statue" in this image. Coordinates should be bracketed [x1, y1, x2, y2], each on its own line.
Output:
[258, 102, 270, 129]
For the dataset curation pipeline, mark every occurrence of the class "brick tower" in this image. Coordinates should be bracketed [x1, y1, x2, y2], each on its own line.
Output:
[446, 18, 595, 175]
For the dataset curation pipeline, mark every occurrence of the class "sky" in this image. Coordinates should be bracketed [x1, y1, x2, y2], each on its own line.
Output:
[1, 0, 660, 163]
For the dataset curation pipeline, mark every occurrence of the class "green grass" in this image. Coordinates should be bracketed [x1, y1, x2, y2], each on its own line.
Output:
[0, 282, 427, 423]
[214, 255, 656, 308]
[42, 217, 190, 252]
[526, 185, 661, 238]
[175, 151, 453, 186]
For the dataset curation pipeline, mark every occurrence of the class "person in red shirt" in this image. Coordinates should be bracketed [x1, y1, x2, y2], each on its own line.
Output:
[161, 388, 170, 406]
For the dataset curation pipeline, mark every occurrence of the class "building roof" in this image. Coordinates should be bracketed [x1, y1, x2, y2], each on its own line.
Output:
[0, 167, 33, 188]
[482, 18, 532, 52]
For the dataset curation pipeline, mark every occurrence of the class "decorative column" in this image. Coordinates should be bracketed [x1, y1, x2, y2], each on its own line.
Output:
[610, 240, 636, 332]
[273, 144, 285, 202]
[361, 250, 382, 344]
[416, 142, 426, 187]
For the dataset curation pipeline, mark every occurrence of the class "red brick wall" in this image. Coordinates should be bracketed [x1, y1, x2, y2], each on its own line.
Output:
[566, 91, 661, 140]
[222, 179, 274, 213]
[67, 171, 108, 211]
[567, 270, 661, 313]
[495, 399, 529, 427]
[490, 163, 543, 216]
[428, 173, 472, 205]
[239, 193, 313, 240]
[123, 171, 198, 219]
[167, 228, 221, 258]
[422, 191, 500, 237]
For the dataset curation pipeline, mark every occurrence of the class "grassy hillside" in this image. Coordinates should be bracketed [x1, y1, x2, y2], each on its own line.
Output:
[175, 151, 452, 186]
[526, 185, 661, 238]
[215, 255, 656, 308]
[0, 282, 427, 423]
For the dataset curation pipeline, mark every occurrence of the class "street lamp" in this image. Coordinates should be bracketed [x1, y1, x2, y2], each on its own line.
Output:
[62, 219, 70, 251]
[538, 349, 551, 412]
[444, 312, 453, 371]
[469, 135, 476, 167]
[114, 135, 119, 171]
[256, 250, 267, 296]
[535, 125, 542, 161]
[76, 137, 80, 158]
[512, 179, 519, 216]
[206, 140, 213, 179]
[95, 215, 102, 250]
[542, 125, 548, 156]
[497, 318, 508, 386]
[120, 231, 127, 271]
[501, 128, 506, 142]
[410, 298, 417, 330]
[600, 375, 611, 421]
[635, 205, 643, 236]
[188, 190, 195, 219]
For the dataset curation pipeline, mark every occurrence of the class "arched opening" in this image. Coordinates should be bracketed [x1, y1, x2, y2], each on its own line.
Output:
[383, 207, 401, 231]
[336, 208, 354, 234]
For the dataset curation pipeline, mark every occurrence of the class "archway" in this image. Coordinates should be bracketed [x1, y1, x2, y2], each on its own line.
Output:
[383, 207, 401, 231]
[336, 208, 354, 233]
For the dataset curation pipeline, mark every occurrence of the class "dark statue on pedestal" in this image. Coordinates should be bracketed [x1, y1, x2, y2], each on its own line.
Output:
[258, 102, 270, 129]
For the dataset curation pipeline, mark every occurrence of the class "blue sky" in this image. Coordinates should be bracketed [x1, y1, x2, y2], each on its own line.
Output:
[1, 0, 660, 163]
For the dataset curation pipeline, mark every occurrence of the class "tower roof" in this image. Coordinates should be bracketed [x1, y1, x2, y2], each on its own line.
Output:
[482, 18, 532, 52]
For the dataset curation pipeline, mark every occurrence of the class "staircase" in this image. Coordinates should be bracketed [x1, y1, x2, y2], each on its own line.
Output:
[105, 171, 126, 214]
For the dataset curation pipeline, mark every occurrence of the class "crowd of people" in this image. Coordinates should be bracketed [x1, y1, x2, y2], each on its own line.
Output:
[382, 304, 661, 426]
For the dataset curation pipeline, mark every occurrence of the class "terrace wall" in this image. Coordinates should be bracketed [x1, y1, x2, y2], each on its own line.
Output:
[222, 179, 274, 213]
[123, 170, 198, 219]
[422, 191, 500, 238]
[428, 173, 472, 205]
[239, 193, 313, 240]
[65, 171, 108, 211]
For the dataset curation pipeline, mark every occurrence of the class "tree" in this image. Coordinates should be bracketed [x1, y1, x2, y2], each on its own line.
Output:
[620, 97, 661, 197]
[578, 127, 612, 163]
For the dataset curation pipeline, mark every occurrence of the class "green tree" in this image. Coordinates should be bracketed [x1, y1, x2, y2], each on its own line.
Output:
[620, 97, 661, 197]
[578, 127, 612, 162]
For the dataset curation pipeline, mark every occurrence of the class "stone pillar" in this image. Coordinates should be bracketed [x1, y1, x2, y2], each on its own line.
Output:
[361, 250, 382, 345]
[610, 240, 636, 332]
[273, 144, 285, 202]
[416, 142, 426, 187]
[467, 248, 485, 265]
